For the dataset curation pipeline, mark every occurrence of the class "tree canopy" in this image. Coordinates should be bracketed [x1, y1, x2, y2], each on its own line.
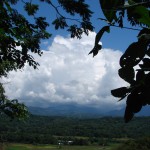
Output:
[96, 0, 150, 122]
[0, 0, 150, 122]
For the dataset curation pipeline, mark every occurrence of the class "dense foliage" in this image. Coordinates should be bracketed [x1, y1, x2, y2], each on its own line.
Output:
[0, 0, 93, 119]
[0, 115, 149, 145]
[89, 0, 150, 122]
[114, 137, 150, 150]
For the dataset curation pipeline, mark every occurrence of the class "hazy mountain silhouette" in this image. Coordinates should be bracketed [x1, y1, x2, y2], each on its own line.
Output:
[28, 103, 150, 117]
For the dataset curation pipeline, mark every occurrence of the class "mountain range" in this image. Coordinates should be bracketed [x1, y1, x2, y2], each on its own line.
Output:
[28, 103, 150, 118]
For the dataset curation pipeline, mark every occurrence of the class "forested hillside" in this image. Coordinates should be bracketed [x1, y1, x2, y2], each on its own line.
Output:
[0, 115, 149, 145]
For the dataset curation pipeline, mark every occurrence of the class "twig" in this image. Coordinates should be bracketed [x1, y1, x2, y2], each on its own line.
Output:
[49, 1, 81, 23]
[110, 24, 141, 31]
[98, 18, 141, 31]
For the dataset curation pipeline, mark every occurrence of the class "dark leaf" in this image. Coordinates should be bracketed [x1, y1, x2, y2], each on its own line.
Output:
[124, 106, 134, 123]
[141, 88, 150, 106]
[58, 0, 93, 21]
[142, 58, 150, 68]
[36, 17, 49, 30]
[24, 2, 39, 16]
[67, 25, 83, 39]
[146, 47, 150, 57]
[111, 87, 129, 98]
[138, 28, 150, 38]
[118, 67, 135, 84]
[145, 72, 150, 83]
[126, 93, 142, 113]
[100, 0, 125, 22]
[132, 6, 150, 27]
[120, 42, 146, 68]
[139, 58, 150, 71]
[118, 94, 128, 101]
[95, 26, 110, 46]
[52, 17, 68, 30]
[136, 70, 145, 83]
[89, 26, 109, 57]
[88, 44, 102, 57]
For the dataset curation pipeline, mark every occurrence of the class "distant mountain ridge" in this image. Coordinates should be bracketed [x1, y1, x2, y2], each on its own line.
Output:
[28, 103, 104, 118]
[28, 103, 150, 117]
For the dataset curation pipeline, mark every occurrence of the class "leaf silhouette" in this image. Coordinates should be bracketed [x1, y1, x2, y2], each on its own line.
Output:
[124, 106, 134, 123]
[120, 42, 146, 68]
[100, 0, 124, 22]
[111, 87, 129, 98]
[89, 26, 109, 57]
[136, 70, 145, 83]
[118, 67, 135, 84]
[88, 44, 102, 57]
[94, 26, 110, 45]
[126, 93, 143, 113]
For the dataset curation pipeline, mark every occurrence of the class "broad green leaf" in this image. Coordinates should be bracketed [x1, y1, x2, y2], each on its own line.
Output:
[132, 6, 150, 27]
[100, 0, 125, 22]
[127, 0, 150, 27]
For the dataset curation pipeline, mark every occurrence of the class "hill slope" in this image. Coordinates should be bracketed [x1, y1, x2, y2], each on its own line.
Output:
[28, 103, 150, 117]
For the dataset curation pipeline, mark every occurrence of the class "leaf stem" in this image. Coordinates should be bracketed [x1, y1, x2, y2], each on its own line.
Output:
[110, 24, 141, 31]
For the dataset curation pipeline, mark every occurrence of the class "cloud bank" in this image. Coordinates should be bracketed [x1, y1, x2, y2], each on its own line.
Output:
[3, 32, 128, 112]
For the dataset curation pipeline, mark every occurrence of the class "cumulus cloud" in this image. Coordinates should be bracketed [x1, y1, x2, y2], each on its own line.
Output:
[2, 32, 128, 112]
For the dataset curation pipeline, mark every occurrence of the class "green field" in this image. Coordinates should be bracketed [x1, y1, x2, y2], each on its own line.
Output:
[0, 143, 119, 150]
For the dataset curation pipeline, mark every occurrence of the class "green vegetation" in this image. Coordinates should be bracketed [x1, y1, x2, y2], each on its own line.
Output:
[113, 137, 150, 150]
[1, 143, 57, 150]
[0, 116, 149, 149]
[0, 143, 121, 150]
[0, 116, 149, 145]
[1, 137, 150, 150]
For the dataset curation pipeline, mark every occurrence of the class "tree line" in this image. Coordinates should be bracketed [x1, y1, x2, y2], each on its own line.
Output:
[0, 115, 149, 145]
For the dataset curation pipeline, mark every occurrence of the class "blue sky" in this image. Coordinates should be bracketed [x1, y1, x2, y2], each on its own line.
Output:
[39, 0, 140, 51]
[15, 0, 140, 51]
[3, 0, 144, 112]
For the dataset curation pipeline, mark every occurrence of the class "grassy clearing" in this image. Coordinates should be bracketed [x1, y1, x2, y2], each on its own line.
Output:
[0, 143, 120, 150]
[2, 143, 57, 150]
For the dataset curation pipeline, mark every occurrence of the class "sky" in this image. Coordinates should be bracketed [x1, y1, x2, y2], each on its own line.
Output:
[2, 0, 142, 112]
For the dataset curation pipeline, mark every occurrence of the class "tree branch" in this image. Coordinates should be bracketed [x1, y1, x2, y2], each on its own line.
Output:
[98, 18, 141, 31]
[110, 24, 141, 31]
[49, 1, 81, 23]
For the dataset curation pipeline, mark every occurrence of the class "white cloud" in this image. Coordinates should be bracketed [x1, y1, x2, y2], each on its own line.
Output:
[2, 32, 128, 112]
